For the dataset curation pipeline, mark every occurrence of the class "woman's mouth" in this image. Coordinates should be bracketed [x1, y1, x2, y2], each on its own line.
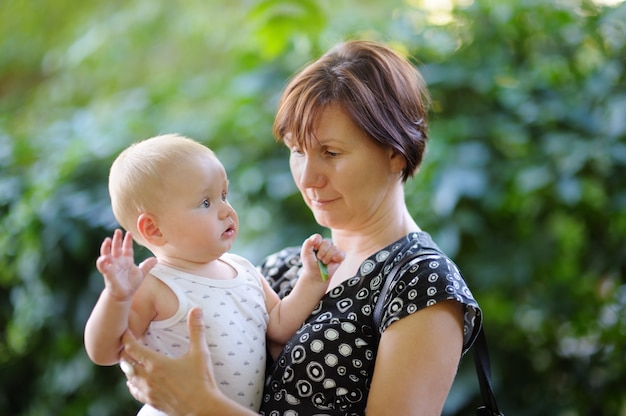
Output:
[310, 197, 336, 208]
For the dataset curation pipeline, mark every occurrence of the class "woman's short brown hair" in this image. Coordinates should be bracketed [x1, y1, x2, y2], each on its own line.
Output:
[273, 40, 430, 182]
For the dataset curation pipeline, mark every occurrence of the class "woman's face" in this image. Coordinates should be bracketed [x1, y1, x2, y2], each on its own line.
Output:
[286, 104, 405, 231]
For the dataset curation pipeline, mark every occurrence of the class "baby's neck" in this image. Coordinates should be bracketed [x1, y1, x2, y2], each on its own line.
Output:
[157, 257, 237, 280]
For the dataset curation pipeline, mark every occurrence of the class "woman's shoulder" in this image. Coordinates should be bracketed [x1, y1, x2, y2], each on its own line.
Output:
[375, 231, 446, 271]
[391, 231, 456, 266]
[381, 232, 482, 352]
[256, 246, 302, 298]
[257, 246, 302, 270]
[397, 231, 441, 253]
[388, 232, 468, 289]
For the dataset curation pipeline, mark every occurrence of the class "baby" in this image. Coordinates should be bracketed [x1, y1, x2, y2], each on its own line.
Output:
[84, 134, 343, 415]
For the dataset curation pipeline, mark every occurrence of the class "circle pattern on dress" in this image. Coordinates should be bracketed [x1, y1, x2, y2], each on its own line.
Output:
[259, 232, 481, 415]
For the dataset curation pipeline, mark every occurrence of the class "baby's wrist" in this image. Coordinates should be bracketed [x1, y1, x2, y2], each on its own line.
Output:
[299, 269, 329, 286]
[102, 287, 133, 303]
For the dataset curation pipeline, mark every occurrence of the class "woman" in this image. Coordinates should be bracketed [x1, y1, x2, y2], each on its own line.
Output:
[121, 39, 481, 415]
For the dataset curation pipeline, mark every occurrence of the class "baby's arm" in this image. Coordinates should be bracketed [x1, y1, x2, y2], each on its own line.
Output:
[264, 234, 344, 344]
[84, 229, 157, 366]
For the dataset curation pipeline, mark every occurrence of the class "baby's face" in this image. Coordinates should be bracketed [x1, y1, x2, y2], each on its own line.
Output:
[155, 153, 239, 264]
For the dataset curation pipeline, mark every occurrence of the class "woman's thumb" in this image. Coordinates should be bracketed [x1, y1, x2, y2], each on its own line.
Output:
[187, 307, 208, 356]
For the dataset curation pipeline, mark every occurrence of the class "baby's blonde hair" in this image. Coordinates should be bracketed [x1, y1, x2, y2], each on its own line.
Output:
[108, 134, 214, 245]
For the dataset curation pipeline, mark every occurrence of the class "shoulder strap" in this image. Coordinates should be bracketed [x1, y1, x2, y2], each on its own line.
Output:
[473, 327, 504, 415]
[372, 244, 443, 335]
[372, 253, 420, 337]
[372, 252, 503, 416]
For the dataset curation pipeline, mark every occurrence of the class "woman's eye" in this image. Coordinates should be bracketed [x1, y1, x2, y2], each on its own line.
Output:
[202, 199, 211, 208]
[290, 146, 304, 155]
[326, 150, 339, 157]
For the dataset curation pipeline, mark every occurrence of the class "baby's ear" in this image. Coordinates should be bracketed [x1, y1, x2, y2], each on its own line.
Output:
[137, 213, 165, 246]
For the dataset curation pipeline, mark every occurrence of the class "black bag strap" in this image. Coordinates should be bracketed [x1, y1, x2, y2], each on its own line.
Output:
[473, 327, 504, 415]
[373, 252, 503, 416]
[372, 253, 422, 336]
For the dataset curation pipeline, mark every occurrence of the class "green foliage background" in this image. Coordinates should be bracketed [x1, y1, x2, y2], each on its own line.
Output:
[1, 0, 625, 415]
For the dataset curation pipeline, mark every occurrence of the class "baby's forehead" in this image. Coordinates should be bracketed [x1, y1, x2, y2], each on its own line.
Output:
[187, 152, 229, 179]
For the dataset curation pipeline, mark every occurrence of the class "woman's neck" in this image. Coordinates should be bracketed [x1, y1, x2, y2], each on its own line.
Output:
[325, 209, 420, 291]
[331, 206, 420, 261]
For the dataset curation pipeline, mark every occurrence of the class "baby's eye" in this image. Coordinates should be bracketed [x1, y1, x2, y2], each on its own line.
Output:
[202, 199, 211, 208]
[221, 192, 228, 202]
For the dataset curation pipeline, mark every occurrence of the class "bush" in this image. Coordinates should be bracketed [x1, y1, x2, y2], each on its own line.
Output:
[1, 1, 624, 414]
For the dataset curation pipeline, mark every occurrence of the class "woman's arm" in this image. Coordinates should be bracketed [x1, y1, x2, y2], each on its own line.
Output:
[366, 300, 465, 416]
[122, 308, 257, 416]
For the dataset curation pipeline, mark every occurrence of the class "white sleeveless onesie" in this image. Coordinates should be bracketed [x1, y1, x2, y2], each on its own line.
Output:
[136, 253, 269, 415]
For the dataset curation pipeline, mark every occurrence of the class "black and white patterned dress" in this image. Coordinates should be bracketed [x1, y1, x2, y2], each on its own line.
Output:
[258, 232, 481, 416]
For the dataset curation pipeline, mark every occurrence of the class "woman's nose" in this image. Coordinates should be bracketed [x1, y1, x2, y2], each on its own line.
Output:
[295, 155, 324, 188]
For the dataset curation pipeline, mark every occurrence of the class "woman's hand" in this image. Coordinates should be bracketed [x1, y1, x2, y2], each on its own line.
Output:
[121, 308, 255, 416]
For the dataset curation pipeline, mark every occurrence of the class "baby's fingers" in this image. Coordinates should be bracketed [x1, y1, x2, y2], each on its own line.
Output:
[121, 230, 135, 256]
[314, 239, 344, 265]
[106, 229, 135, 259]
[139, 257, 158, 277]
[100, 237, 112, 257]
[95, 253, 112, 275]
[110, 229, 124, 257]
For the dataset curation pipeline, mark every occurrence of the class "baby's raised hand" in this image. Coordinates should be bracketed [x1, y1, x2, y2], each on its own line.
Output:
[96, 229, 156, 302]
[301, 234, 344, 283]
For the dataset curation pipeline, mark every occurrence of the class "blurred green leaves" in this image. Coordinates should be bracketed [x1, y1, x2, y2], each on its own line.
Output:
[249, 0, 327, 58]
[1, 0, 625, 415]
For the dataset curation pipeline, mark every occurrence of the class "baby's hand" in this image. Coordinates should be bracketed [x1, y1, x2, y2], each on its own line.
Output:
[301, 234, 344, 283]
[96, 229, 156, 301]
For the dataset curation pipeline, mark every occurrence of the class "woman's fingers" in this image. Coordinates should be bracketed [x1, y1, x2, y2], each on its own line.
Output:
[119, 359, 137, 377]
[120, 307, 219, 414]
[186, 308, 217, 382]
[120, 329, 165, 405]
[121, 328, 155, 372]
[187, 308, 208, 356]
